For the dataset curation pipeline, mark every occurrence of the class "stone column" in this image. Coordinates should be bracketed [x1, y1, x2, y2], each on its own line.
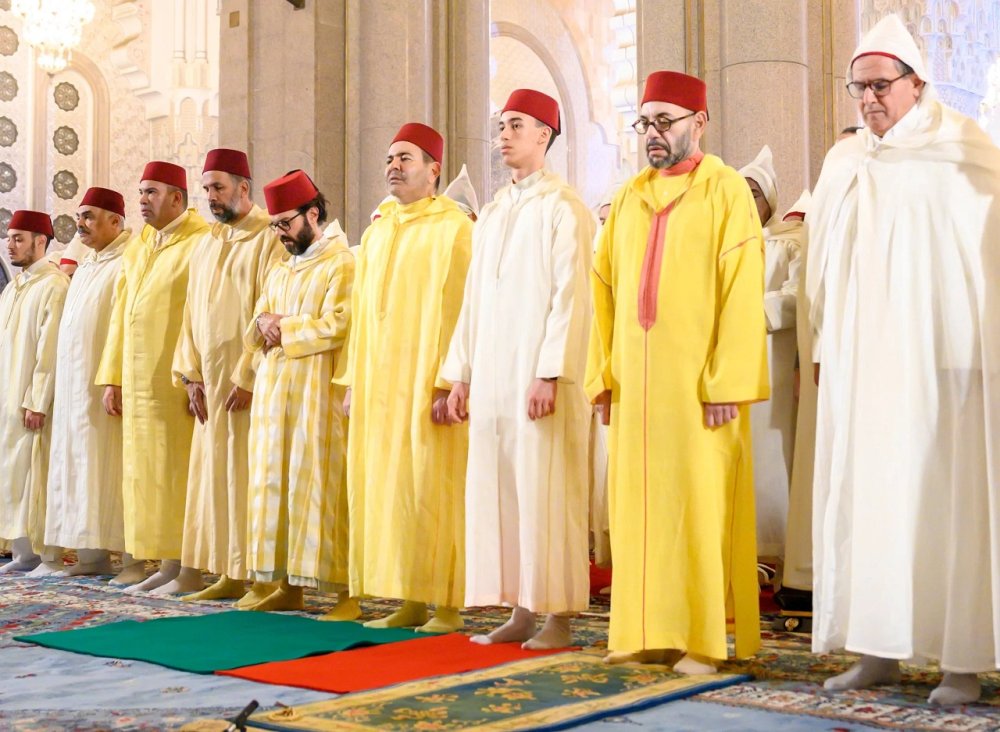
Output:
[219, 0, 489, 243]
[218, 0, 344, 210]
[717, 0, 810, 213]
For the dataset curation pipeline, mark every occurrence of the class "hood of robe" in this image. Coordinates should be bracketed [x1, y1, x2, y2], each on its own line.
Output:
[739, 145, 779, 228]
[849, 14, 934, 100]
[442, 164, 480, 217]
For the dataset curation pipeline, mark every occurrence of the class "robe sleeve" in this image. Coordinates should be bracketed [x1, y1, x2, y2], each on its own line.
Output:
[439, 224, 480, 385]
[22, 280, 67, 415]
[433, 220, 474, 390]
[280, 252, 355, 359]
[244, 287, 270, 354]
[231, 233, 285, 391]
[534, 196, 595, 382]
[699, 180, 770, 405]
[172, 279, 202, 388]
[763, 239, 801, 332]
[95, 264, 128, 387]
[331, 235, 367, 388]
[585, 201, 617, 402]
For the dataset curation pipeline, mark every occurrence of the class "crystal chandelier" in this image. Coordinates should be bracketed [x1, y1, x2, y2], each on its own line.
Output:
[11, 0, 96, 74]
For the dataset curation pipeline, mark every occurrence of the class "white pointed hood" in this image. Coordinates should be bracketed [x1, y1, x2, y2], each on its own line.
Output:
[739, 144, 778, 227]
[443, 164, 480, 217]
[849, 14, 933, 97]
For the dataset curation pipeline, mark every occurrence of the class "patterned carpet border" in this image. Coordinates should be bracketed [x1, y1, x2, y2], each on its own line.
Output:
[247, 652, 750, 732]
[700, 626, 1000, 731]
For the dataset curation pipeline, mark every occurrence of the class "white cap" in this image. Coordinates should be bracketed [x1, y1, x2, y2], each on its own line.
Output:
[738, 145, 778, 226]
[849, 14, 931, 91]
[443, 164, 479, 217]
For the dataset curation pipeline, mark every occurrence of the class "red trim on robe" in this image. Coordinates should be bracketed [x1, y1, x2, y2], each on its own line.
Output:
[59, 258, 77, 266]
[636, 151, 704, 331]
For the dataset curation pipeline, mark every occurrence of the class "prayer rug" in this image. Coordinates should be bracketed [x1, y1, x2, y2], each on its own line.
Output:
[219, 632, 574, 693]
[15, 612, 420, 673]
[246, 651, 750, 731]
[694, 624, 1000, 731]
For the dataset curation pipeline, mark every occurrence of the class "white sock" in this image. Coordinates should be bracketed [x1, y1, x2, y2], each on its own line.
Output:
[522, 614, 572, 650]
[824, 655, 900, 691]
[929, 672, 980, 706]
[673, 654, 717, 675]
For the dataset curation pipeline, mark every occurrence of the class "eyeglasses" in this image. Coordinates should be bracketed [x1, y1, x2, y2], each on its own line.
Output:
[631, 112, 697, 135]
[269, 211, 304, 232]
[846, 72, 912, 99]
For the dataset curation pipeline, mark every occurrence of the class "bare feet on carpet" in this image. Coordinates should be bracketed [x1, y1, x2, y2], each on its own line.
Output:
[364, 600, 428, 628]
[471, 606, 536, 645]
[929, 672, 981, 705]
[182, 575, 246, 602]
[417, 607, 463, 633]
[824, 655, 901, 691]
[319, 592, 362, 622]
[522, 614, 572, 650]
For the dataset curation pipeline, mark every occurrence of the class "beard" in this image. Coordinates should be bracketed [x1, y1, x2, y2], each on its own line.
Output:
[281, 225, 314, 256]
[210, 198, 239, 224]
[647, 128, 694, 170]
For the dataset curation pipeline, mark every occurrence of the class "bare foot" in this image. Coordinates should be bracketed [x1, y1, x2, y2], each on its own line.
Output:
[471, 606, 536, 645]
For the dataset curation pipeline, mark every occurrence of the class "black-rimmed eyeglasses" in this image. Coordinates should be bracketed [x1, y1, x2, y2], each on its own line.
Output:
[846, 72, 912, 99]
[269, 211, 304, 232]
[632, 112, 697, 135]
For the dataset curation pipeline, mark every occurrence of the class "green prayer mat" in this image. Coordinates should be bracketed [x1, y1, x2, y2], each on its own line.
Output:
[14, 611, 420, 673]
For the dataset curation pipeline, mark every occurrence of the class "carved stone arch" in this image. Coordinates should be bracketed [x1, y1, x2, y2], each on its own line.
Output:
[491, 20, 577, 183]
[66, 51, 111, 186]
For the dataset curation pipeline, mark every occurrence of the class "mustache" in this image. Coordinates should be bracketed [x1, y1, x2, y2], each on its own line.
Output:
[646, 140, 669, 152]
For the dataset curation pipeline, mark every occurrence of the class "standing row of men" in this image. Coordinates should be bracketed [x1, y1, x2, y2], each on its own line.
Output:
[1, 14, 997, 702]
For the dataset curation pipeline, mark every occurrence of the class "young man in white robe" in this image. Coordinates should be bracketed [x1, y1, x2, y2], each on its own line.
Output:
[808, 15, 1000, 705]
[444, 89, 595, 650]
[43, 189, 132, 577]
[0, 211, 69, 573]
[741, 146, 797, 562]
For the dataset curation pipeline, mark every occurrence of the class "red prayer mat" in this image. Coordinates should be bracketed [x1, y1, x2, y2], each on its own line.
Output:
[217, 632, 574, 693]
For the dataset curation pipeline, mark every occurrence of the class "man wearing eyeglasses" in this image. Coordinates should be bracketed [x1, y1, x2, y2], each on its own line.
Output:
[808, 15, 1000, 705]
[96, 162, 210, 592]
[168, 150, 284, 601]
[585, 70, 769, 672]
[240, 170, 354, 612]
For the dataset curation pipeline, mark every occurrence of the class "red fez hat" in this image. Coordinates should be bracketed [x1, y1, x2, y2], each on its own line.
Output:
[641, 71, 709, 119]
[391, 123, 444, 163]
[263, 169, 319, 215]
[203, 148, 252, 179]
[141, 161, 187, 191]
[502, 89, 561, 134]
[80, 186, 125, 217]
[9, 210, 53, 238]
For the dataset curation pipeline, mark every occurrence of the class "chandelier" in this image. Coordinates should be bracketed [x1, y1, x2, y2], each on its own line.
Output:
[10, 0, 96, 74]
